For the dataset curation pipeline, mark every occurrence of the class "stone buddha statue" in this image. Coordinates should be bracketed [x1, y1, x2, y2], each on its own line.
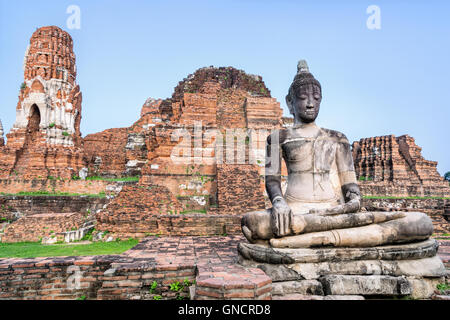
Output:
[241, 60, 433, 249]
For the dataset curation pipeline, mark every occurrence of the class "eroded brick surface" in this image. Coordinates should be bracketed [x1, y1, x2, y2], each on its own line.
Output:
[0, 26, 85, 180]
[353, 135, 450, 198]
[2, 212, 85, 243]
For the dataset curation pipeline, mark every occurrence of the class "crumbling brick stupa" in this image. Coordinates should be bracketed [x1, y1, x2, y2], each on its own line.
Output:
[352, 135, 450, 198]
[0, 26, 85, 180]
[91, 67, 285, 238]
[352, 135, 450, 233]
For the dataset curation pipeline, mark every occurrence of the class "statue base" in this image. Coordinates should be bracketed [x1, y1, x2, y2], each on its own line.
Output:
[238, 239, 447, 299]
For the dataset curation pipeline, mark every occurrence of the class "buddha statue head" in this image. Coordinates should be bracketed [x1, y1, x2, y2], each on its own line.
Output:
[285, 60, 322, 124]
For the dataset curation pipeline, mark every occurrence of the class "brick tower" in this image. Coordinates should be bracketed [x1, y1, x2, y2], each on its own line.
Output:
[0, 26, 85, 179]
[352, 135, 450, 197]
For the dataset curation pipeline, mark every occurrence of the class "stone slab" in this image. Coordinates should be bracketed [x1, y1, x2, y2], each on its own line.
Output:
[238, 239, 439, 264]
[240, 255, 446, 280]
[407, 277, 446, 300]
[272, 280, 323, 296]
[272, 294, 365, 300]
[320, 275, 411, 296]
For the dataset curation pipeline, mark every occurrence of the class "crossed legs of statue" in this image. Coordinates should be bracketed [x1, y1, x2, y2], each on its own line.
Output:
[241, 210, 433, 248]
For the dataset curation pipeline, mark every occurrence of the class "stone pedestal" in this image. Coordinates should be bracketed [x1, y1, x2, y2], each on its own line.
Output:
[238, 239, 446, 299]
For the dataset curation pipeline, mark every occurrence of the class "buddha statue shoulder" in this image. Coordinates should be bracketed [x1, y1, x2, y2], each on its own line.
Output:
[241, 60, 433, 249]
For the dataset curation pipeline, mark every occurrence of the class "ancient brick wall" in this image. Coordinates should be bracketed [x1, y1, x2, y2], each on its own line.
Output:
[83, 128, 129, 177]
[0, 255, 196, 300]
[217, 164, 265, 214]
[0, 257, 116, 300]
[0, 26, 85, 180]
[0, 195, 108, 221]
[95, 184, 244, 238]
[139, 67, 281, 212]
[353, 135, 450, 197]
[0, 179, 108, 195]
[171, 66, 272, 102]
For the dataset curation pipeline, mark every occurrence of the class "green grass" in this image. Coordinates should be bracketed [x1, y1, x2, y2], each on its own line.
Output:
[363, 195, 450, 200]
[0, 239, 139, 258]
[85, 176, 140, 182]
[179, 209, 207, 214]
[0, 191, 106, 198]
[436, 283, 450, 293]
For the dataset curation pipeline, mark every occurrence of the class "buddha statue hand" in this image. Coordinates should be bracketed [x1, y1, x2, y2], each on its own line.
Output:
[271, 197, 292, 237]
[309, 183, 361, 216]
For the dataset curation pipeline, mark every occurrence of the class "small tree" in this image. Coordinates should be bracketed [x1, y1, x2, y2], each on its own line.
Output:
[444, 171, 450, 183]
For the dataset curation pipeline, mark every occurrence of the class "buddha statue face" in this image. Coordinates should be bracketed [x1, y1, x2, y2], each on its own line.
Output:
[291, 83, 322, 124]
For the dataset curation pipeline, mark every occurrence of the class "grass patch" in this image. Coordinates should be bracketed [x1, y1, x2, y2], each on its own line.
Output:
[0, 239, 139, 258]
[363, 195, 450, 200]
[85, 176, 140, 182]
[0, 191, 106, 198]
[179, 209, 207, 214]
[436, 283, 450, 294]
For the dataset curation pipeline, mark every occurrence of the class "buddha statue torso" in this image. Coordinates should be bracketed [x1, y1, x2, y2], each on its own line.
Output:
[272, 122, 357, 214]
[283, 125, 341, 206]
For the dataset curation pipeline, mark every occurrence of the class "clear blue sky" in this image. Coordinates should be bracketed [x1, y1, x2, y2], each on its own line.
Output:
[1, 0, 449, 175]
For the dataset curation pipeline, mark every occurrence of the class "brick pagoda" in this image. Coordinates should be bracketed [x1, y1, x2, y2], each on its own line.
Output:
[92, 67, 284, 237]
[353, 135, 450, 197]
[0, 26, 85, 179]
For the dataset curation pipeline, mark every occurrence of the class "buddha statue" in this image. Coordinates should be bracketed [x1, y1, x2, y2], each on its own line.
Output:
[241, 60, 434, 249]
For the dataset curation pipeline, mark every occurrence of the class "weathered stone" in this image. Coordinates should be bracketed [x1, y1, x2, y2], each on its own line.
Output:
[272, 280, 323, 296]
[432, 294, 450, 300]
[407, 277, 445, 299]
[362, 197, 450, 235]
[88, 67, 284, 238]
[353, 135, 450, 198]
[320, 275, 412, 296]
[83, 127, 130, 177]
[239, 257, 303, 281]
[323, 295, 365, 300]
[79, 167, 88, 180]
[241, 61, 436, 253]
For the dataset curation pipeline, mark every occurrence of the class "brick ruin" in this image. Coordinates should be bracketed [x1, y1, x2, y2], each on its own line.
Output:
[0, 26, 85, 180]
[0, 27, 449, 302]
[352, 135, 450, 198]
[87, 67, 284, 237]
[0, 26, 448, 243]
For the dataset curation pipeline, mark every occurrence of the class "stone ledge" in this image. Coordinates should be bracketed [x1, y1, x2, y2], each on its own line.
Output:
[239, 255, 446, 280]
[320, 275, 411, 296]
[238, 239, 439, 264]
